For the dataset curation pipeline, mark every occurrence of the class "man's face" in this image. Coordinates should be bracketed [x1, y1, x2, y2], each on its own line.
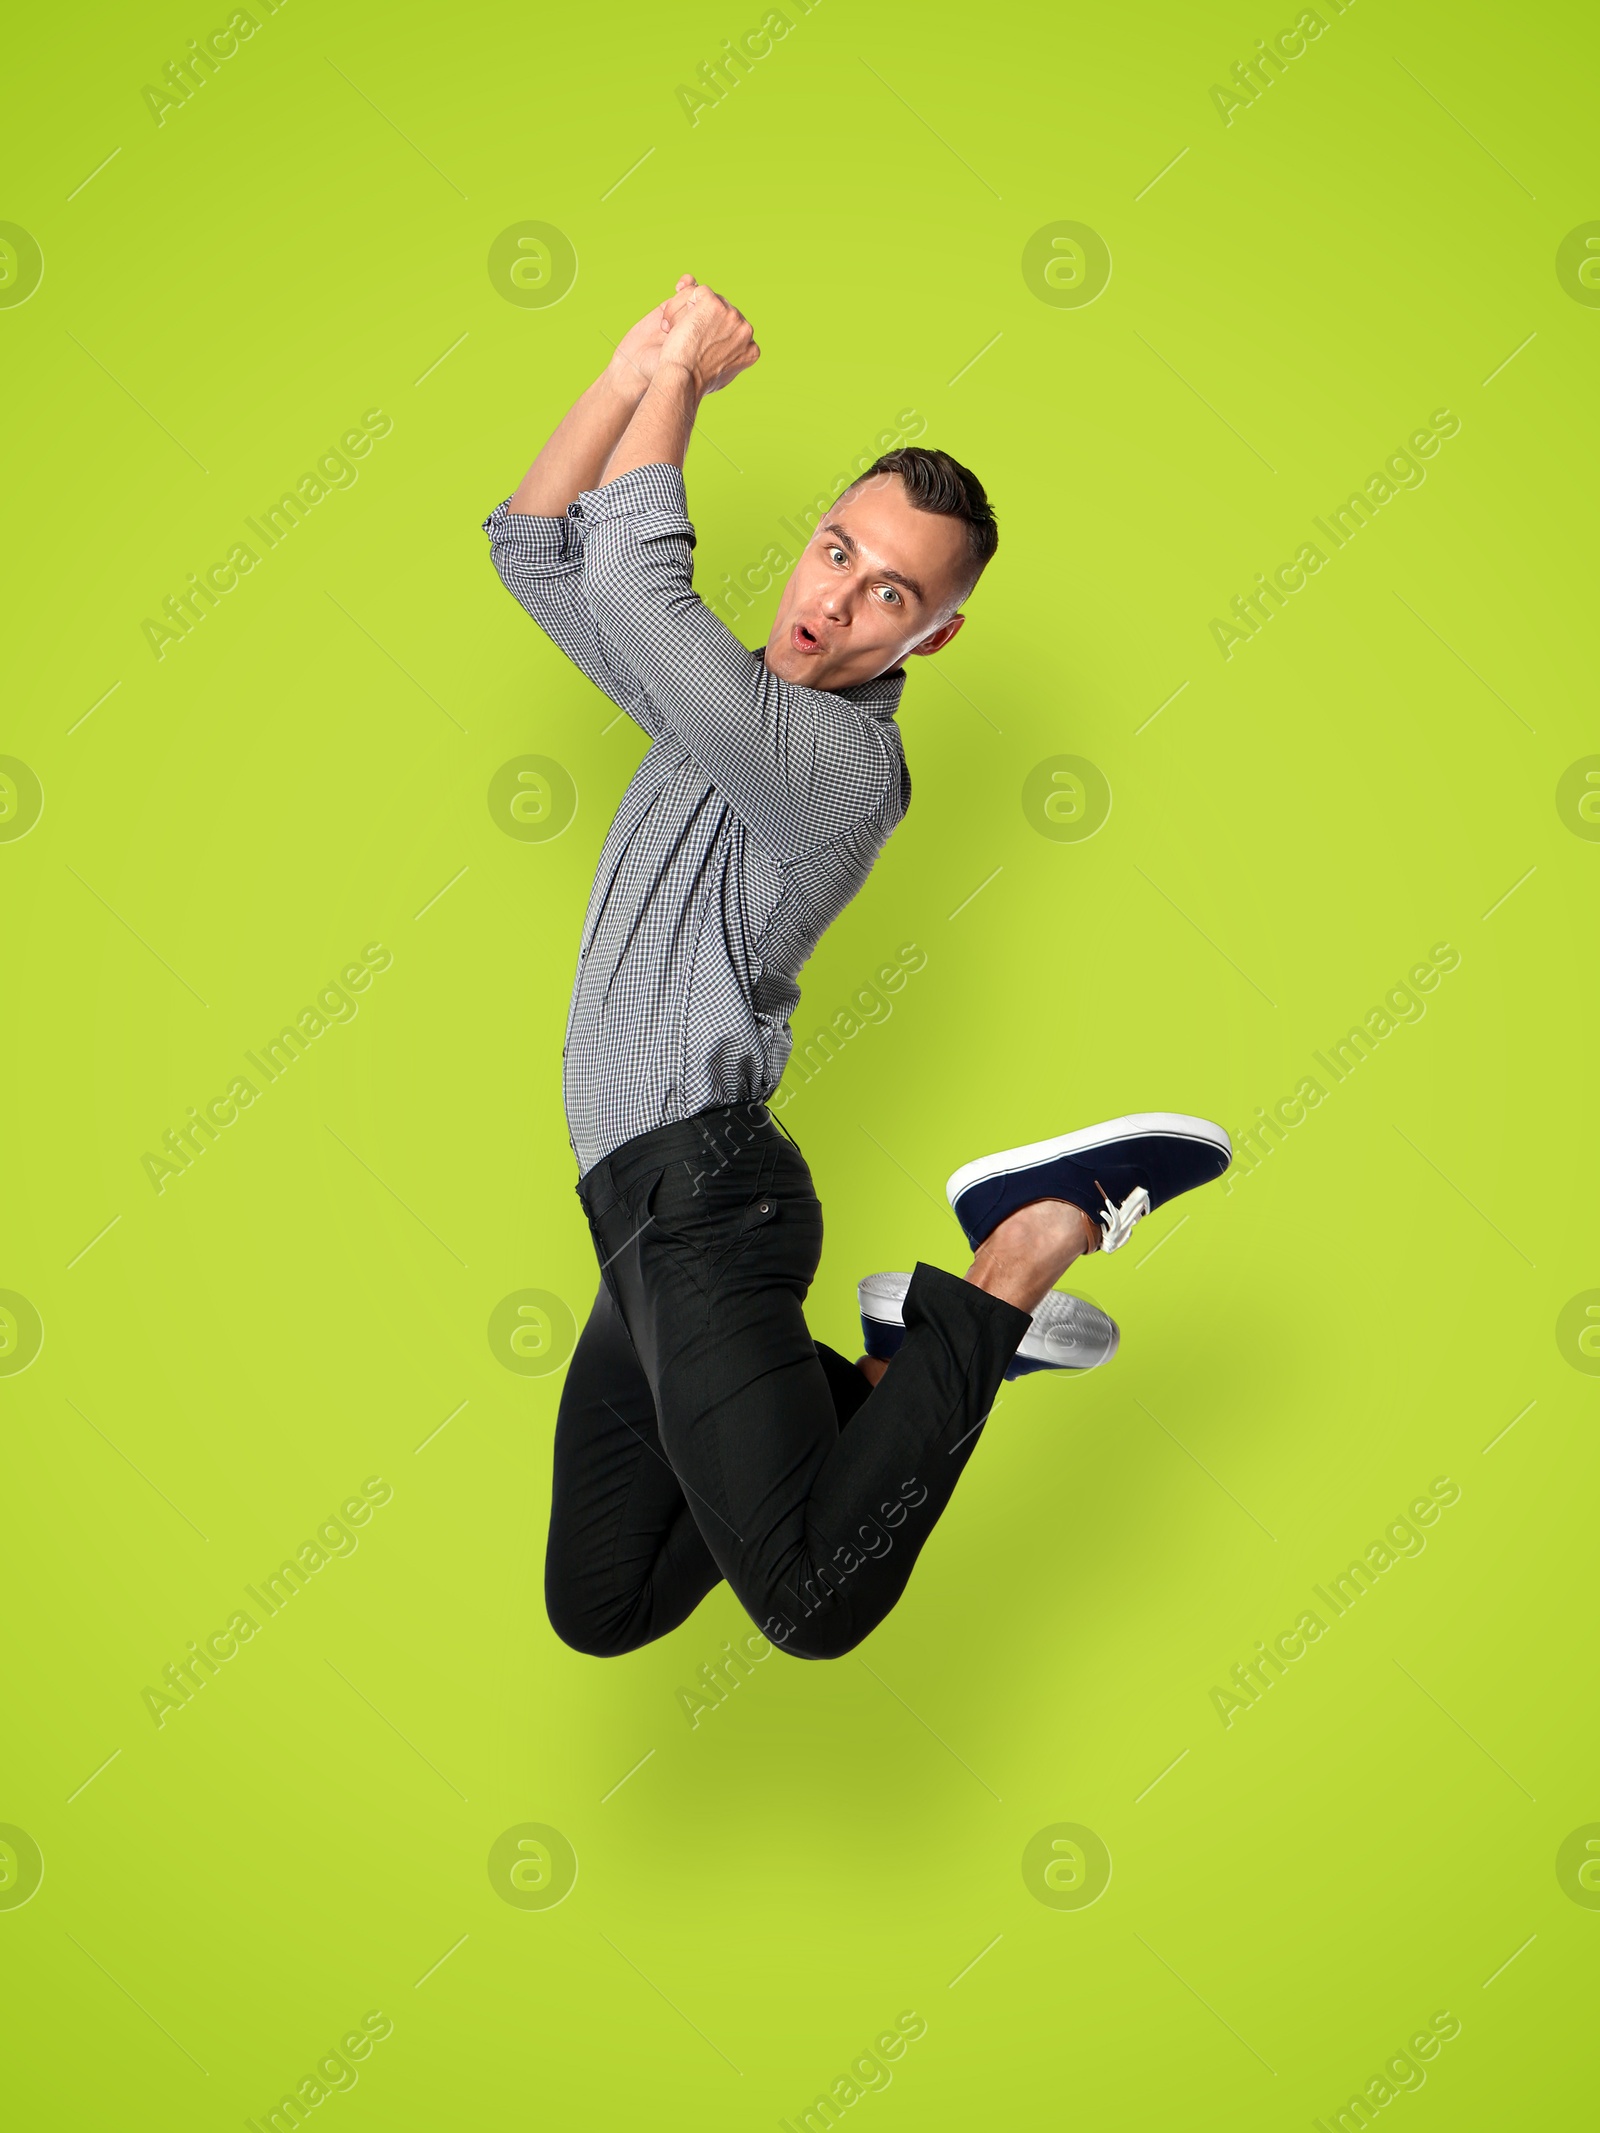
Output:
[762, 472, 973, 691]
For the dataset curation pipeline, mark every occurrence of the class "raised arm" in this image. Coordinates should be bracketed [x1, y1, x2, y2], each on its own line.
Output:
[576, 291, 903, 860]
[482, 279, 698, 732]
[508, 273, 700, 516]
[600, 282, 759, 485]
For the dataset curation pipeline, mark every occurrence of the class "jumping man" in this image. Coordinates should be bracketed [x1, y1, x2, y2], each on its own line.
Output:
[484, 275, 1230, 1660]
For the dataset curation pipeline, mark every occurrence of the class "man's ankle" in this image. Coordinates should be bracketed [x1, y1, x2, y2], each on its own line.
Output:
[964, 1199, 1098, 1315]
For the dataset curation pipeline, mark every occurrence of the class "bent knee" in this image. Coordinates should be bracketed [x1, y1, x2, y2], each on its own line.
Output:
[765, 1612, 868, 1663]
[545, 1598, 643, 1659]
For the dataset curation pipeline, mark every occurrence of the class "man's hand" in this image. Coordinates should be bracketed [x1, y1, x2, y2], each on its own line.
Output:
[658, 282, 761, 397]
[605, 275, 701, 402]
[506, 276, 738, 516]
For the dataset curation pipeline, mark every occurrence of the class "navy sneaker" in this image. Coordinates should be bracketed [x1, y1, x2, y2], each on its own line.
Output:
[946, 1113, 1232, 1257]
[858, 1272, 1119, 1381]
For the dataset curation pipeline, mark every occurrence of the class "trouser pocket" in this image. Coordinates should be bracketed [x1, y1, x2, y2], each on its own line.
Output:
[638, 1137, 779, 1270]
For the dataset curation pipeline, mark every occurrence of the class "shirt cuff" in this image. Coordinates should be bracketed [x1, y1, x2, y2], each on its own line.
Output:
[572, 462, 693, 532]
[481, 494, 581, 567]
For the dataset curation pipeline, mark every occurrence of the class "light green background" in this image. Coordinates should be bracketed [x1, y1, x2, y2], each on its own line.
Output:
[3, 0, 1596, 2124]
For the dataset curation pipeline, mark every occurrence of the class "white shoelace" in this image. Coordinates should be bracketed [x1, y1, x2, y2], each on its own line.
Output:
[1095, 1183, 1151, 1254]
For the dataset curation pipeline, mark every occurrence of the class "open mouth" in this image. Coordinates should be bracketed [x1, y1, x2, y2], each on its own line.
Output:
[791, 622, 822, 654]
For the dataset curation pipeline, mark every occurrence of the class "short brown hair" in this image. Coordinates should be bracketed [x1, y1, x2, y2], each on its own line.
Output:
[844, 447, 999, 589]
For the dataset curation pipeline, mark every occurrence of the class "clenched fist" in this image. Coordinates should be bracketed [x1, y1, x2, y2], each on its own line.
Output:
[658, 279, 761, 396]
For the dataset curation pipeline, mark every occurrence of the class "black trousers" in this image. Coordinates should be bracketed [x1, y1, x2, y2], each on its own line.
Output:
[546, 1101, 1031, 1660]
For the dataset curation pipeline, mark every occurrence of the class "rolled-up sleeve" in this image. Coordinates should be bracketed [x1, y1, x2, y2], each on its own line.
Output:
[482, 496, 668, 740]
[576, 464, 899, 861]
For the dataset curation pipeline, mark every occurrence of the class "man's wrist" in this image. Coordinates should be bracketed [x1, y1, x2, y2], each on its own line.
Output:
[596, 353, 701, 487]
[598, 360, 648, 410]
[654, 355, 704, 400]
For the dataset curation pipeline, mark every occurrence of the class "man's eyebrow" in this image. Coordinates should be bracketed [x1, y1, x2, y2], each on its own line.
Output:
[817, 521, 927, 604]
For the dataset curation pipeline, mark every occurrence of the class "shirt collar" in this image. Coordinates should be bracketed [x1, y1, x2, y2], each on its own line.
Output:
[754, 649, 907, 716]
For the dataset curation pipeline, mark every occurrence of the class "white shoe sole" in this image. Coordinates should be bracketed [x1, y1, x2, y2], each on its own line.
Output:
[858, 1273, 1119, 1374]
[945, 1111, 1233, 1205]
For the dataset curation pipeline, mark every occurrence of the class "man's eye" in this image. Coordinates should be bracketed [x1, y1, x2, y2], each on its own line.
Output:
[827, 545, 845, 563]
[878, 585, 901, 605]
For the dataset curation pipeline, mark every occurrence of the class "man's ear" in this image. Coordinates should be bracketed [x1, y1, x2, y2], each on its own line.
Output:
[906, 612, 966, 659]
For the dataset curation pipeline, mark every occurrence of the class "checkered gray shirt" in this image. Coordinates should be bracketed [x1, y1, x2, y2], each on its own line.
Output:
[483, 462, 911, 1177]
